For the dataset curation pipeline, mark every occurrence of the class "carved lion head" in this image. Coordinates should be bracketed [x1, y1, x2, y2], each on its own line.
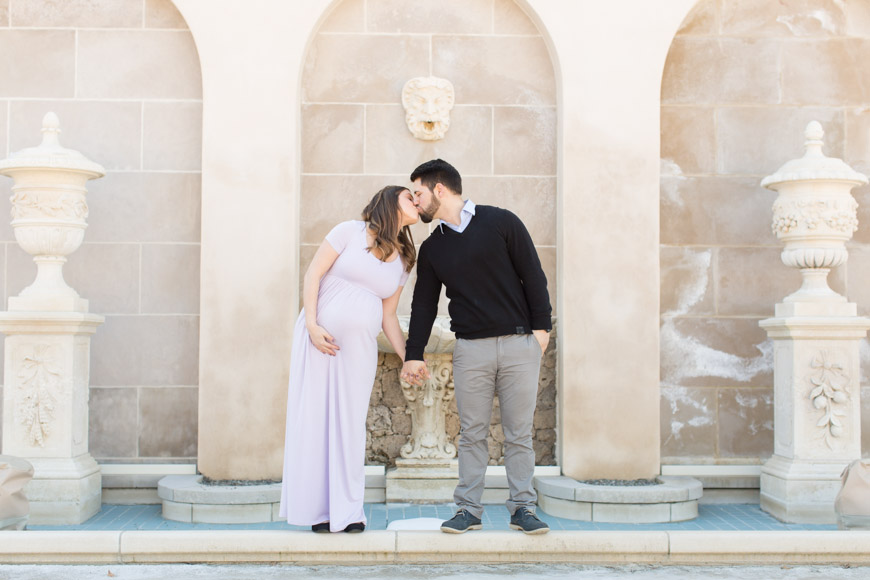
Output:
[401, 77, 455, 141]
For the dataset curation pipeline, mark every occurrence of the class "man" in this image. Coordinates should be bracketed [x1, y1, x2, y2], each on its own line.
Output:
[401, 159, 552, 535]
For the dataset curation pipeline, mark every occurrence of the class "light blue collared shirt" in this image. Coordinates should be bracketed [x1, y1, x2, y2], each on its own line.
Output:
[439, 200, 476, 234]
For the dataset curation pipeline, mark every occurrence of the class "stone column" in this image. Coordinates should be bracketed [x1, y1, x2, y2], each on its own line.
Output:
[0, 113, 105, 524]
[759, 121, 870, 523]
[174, 0, 307, 481]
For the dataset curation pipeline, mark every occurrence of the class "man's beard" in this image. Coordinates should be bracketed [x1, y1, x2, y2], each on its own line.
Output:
[418, 196, 440, 223]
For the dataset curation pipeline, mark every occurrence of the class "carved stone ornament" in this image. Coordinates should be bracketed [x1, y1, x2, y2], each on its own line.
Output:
[15, 344, 63, 447]
[807, 350, 850, 449]
[11, 191, 89, 222]
[0, 113, 105, 311]
[398, 354, 457, 460]
[401, 76, 455, 141]
[761, 122, 868, 303]
[771, 197, 858, 237]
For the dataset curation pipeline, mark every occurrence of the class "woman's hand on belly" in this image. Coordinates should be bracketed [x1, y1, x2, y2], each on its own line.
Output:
[308, 324, 340, 356]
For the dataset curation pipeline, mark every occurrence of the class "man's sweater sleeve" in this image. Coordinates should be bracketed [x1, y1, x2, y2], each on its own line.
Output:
[405, 245, 441, 361]
[503, 210, 552, 331]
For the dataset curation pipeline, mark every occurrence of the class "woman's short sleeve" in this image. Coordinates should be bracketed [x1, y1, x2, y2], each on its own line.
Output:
[325, 220, 361, 253]
[399, 265, 410, 287]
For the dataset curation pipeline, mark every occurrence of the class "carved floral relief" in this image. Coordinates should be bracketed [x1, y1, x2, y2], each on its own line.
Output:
[10, 191, 89, 222]
[15, 344, 64, 447]
[807, 350, 850, 449]
[771, 197, 858, 237]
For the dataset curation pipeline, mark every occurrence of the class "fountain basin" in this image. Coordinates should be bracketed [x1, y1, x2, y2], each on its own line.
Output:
[157, 470, 387, 523]
[535, 476, 703, 523]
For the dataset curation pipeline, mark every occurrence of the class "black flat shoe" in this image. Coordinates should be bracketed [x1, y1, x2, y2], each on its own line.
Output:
[311, 522, 330, 533]
[343, 522, 365, 533]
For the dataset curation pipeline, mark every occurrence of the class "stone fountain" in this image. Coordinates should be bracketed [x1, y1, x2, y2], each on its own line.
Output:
[377, 315, 459, 502]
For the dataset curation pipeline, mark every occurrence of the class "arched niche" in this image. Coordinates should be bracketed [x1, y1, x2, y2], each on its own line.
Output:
[298, 0, 560, 467]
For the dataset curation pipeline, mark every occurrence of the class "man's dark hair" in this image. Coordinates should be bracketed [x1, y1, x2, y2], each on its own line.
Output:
[410, 159, 462, 195]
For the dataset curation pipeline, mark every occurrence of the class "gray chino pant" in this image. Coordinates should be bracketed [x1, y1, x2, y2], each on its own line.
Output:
[451, 333, 542, 518]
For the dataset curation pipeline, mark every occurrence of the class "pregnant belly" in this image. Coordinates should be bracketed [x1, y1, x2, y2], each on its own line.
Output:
[316, 277, 383, 340]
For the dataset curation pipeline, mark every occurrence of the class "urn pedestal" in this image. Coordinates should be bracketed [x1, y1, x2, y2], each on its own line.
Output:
[378, 318, 459, 503]
[0, 114, 105, 524]
[759, 310, 869, 523]
[386, 352, 459, 503]
[386, 458, 459, 503]
[759, 122, 870, 523]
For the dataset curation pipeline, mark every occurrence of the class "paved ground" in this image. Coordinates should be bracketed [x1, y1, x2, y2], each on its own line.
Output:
[0, 564, 866, 580]
[28, 503, 834, 532]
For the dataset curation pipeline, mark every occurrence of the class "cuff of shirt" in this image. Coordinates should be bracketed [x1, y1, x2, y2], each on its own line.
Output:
[405, 346, 425, 361]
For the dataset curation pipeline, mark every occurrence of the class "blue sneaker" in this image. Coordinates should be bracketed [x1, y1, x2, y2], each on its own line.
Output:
[509, 507, 549, 534]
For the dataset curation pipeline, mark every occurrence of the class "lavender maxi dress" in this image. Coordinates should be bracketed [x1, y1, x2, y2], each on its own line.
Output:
[279, 221, 409, 532]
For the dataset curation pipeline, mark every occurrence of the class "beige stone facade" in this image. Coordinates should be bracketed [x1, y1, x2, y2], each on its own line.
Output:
[661, 0, 870, 465]
[0, 0, 869, 489]
[0, 0, 201, 463]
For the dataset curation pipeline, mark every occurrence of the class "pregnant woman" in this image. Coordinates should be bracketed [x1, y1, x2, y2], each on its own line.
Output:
[279, 186, 419, 533]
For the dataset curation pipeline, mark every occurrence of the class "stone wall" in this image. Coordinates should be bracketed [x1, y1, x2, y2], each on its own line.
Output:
[660, 0, 870, 463]
[366, 327, 557, 467]
[298, 0, 557, 317]
[0, 0, 201, 462]
[0, 0, 557, 469]
[15, 0, 870, 473]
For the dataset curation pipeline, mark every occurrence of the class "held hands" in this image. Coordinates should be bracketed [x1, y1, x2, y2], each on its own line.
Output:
[308, 324, 340, 356]
[533, 329, 549, 356]
[400, 360, 430, 385]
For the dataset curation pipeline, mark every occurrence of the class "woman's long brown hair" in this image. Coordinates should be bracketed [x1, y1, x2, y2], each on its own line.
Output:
[361, 185, 416, 273]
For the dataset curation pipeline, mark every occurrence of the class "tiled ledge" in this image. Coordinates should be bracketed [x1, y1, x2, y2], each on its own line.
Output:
[1, 530, 870, 565]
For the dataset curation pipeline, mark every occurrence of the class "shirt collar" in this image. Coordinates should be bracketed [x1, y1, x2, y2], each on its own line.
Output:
[438, 199, 475, 233]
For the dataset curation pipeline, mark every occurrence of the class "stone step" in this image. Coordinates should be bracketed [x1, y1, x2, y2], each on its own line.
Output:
[2, 530, 870, 565]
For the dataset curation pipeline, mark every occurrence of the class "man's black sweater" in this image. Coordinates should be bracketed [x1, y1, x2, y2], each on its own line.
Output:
[406, 204, 552, 362]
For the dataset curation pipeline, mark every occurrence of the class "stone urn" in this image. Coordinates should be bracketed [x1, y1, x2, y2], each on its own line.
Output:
[759, 121, 870, 523]
[0, 112, 105, 313]
[761, 121, 867, 304]
[0, 113, 105, 524]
